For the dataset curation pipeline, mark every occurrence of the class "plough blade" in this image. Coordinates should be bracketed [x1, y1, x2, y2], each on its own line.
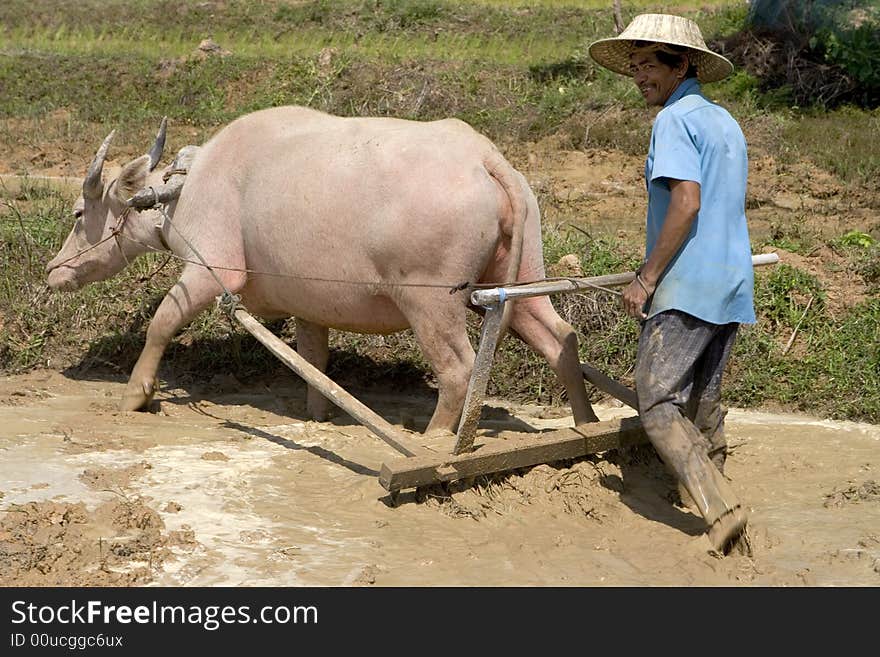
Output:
[379, 416, 647, 492]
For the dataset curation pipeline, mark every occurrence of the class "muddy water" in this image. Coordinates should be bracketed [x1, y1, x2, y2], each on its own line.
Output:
[1, 370, 877, 586]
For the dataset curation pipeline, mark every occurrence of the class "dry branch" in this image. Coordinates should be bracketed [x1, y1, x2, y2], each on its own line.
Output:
[782, 294, 815, 356]
[613, 0, 624, 34]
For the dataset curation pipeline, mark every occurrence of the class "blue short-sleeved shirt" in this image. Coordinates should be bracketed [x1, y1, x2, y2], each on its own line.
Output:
[644, 77, 756, 325]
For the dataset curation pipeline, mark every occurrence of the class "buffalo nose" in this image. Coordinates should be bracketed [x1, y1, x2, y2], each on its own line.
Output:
[45, 251, 69, 272]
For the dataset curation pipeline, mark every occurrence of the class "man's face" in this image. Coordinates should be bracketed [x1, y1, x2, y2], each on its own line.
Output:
[629, 49, 688, 106]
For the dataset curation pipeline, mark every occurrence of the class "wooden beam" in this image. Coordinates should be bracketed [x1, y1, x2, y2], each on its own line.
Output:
[581, 362, 638, 410]
[233, 308, 430, 458]
[379, 416, 647, 491]
[454, 303, 505, 455]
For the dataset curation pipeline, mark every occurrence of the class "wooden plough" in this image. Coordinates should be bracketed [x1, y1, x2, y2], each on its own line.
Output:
[233, 254, 779, 498]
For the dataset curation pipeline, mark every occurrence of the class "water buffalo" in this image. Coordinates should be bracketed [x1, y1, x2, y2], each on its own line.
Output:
[46, 107, 598, 434]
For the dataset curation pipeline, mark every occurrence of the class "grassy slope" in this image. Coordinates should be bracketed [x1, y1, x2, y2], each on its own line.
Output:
[0, 0, 877, 422]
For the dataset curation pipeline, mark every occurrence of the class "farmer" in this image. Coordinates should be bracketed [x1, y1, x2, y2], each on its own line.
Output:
[589, 14, 755, 553]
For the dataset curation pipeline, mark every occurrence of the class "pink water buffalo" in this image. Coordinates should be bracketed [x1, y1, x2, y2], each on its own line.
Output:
[46, 107, 598, 434]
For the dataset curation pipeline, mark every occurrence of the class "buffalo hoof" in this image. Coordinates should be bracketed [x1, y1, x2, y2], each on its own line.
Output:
[120, 379, 157, 412]
[424, 427, 457, 442]
[676, 481, 697, 511]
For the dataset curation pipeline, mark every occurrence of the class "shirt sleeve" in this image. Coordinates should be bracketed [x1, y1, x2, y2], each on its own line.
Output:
[649, 109, 701, 185]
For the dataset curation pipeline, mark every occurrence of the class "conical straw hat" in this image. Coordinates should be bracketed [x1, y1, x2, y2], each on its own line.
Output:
[589, 14, 733, 83]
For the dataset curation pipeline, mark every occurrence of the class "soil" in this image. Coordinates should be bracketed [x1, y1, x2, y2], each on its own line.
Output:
[1, 369, 877, 586]
[1, 114, 878, 587]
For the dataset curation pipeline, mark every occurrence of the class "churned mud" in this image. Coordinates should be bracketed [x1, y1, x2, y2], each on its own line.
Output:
[1, 369, 877, 586]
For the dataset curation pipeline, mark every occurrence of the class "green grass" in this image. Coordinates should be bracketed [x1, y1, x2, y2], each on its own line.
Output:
[729, 293, 880, 423]
[783, 107, 880, 184]
[475, 0, 734, 7]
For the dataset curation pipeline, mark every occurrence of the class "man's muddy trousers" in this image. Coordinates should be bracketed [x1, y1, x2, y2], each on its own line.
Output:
[634, 309, 746, 546]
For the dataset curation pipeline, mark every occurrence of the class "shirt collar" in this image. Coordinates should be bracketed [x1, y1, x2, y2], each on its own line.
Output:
[664, 77, 701, 108]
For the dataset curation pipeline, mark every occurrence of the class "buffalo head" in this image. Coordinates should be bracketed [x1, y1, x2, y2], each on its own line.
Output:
[45, 118, 168, 291]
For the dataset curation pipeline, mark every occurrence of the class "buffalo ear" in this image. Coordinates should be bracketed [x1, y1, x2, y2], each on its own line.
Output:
[114, 154, 152, 202]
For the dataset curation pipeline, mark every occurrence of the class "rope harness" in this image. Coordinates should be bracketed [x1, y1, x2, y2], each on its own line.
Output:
[162, 168, 189, 182]
[48, 204, 136, 270]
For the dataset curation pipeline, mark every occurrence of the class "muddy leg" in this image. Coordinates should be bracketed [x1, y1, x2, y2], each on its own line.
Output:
[507, 296, 599, 425]
[635, 311, 747, 552]
[687, 323, 739, 473]
[121, 266, 246, 411]
[645, 415, 747, 553]
[295, 319, 330, 422]
[396, 292, 475, 436]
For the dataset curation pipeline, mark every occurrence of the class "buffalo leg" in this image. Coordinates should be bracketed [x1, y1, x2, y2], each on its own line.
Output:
[396, 292, 475, 436]
[507, 296, 599, 425]
[294, 318, 330, 421]
[121, 265, 246, 411]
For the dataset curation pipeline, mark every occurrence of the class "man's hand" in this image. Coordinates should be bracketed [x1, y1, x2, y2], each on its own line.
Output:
[622, 274, 655, 320]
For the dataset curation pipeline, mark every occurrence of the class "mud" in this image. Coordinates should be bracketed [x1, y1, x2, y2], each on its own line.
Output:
[1, 369, 877, 586]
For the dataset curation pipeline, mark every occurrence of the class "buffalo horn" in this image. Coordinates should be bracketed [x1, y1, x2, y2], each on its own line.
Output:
[148, 117, 168, 171]
[83, 130, 116, 200]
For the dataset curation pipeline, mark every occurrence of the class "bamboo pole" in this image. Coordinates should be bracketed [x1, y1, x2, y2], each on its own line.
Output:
[470, 253, 780, 308]
[613, 0, 624, 34]
[782, 294, 814, 356]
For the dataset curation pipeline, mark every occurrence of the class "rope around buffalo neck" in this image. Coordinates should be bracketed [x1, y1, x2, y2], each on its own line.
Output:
[47, 205, 136, 270]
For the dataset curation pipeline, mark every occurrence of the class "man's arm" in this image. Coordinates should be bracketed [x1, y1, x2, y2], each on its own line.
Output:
[623, 179, 701, 319]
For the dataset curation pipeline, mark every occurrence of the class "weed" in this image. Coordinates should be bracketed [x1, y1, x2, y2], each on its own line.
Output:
[762, 217, 825, 255]
[729, 297, 880, 422]
[831, 233, 880, 290]
[835, 230, 876, 249]
[754, 264, 825, 330]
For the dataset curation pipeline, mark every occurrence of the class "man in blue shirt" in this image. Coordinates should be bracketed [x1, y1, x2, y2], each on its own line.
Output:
[590, 14, 754, 553]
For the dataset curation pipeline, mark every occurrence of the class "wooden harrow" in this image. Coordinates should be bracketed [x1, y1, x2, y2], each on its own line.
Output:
[233, 254, 779, 498]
